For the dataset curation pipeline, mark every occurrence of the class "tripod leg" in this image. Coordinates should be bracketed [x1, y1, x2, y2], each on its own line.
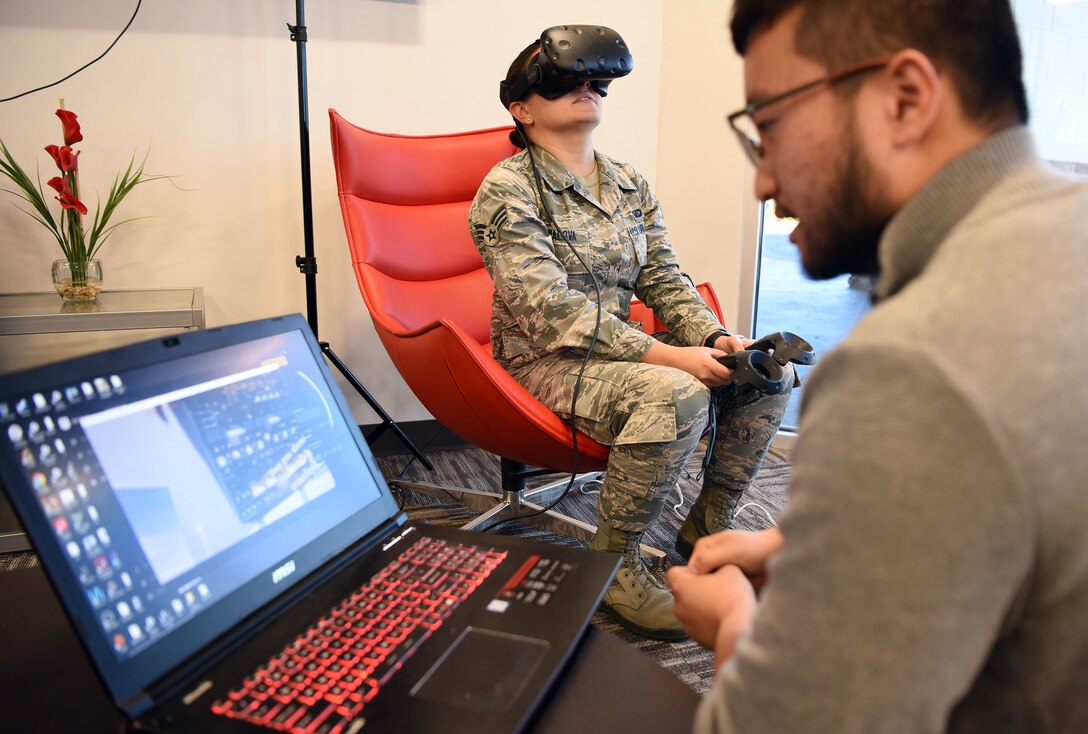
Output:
[320, 342, 436, 472]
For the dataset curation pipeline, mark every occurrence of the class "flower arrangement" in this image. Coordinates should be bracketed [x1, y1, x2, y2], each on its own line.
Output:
[0, 107, 164, 300]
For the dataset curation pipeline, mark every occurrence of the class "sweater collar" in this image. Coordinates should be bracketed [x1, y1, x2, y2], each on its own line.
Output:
[872, 126, 1038, 303]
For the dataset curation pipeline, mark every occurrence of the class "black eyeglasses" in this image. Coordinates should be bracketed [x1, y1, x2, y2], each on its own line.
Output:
[726, 59, 889, 167]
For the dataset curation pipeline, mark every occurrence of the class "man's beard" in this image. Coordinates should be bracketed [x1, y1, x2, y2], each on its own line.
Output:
[798, 122, 891, 281]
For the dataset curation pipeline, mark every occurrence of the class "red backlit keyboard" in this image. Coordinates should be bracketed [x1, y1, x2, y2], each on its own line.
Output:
[211, 536, 508, 733]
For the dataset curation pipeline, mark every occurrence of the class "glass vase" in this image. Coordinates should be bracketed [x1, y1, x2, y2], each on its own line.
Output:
[52, 259, 103, 302]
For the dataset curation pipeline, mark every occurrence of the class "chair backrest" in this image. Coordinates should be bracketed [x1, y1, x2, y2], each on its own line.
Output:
[329, 110, 517, 346]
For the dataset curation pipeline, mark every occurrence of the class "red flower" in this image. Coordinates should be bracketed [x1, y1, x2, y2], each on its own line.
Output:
[47, 176, 88, 216]
[55, 109, 83, 146]
[44, 144, 80, 172]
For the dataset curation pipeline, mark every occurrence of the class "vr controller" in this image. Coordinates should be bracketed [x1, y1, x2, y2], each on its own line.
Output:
[500, 25, 634, 109]
[718, 332, 816, 396]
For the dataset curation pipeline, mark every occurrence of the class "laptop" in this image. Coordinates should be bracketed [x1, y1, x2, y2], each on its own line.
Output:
[0, 313, 619, 733]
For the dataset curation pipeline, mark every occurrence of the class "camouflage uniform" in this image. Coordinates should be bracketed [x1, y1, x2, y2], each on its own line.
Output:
[469, 145, 791, 537]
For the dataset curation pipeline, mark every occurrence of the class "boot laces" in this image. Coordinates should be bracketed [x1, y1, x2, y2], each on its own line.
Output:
[621, 538, 668, 590]
[709, 487, 744, 532]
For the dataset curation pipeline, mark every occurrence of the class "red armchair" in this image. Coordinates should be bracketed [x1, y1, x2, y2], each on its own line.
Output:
[328, 109, 725, 544]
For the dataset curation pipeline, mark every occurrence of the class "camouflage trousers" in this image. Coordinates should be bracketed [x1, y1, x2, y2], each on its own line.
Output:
[510, 342, 794, 533]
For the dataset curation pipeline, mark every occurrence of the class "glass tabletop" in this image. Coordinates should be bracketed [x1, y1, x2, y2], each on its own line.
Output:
[0, 288, 205, 335]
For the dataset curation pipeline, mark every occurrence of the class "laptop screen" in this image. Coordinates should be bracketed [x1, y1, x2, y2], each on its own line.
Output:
[0, 315, 400, 707]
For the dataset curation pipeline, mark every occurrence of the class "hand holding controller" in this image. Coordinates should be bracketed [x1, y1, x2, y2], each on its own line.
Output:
[717, 331, 815, 396]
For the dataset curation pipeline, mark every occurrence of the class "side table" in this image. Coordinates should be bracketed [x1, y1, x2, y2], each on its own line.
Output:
[0, 287, 204, 335]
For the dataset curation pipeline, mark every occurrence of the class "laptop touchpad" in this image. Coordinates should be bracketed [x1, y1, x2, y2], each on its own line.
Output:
[411, 627, 551, 712]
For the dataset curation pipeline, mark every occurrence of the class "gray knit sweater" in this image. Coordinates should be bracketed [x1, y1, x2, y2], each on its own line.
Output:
[697, 128, 1088, 733]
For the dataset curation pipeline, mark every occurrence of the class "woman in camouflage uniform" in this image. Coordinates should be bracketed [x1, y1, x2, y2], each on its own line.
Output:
[468, 40, 792, 639]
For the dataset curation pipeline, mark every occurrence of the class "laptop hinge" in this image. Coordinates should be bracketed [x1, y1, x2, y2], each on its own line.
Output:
[134, 513, 411, 713]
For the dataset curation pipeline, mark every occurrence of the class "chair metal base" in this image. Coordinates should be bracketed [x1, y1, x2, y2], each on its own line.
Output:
[387, 471, 667, 568]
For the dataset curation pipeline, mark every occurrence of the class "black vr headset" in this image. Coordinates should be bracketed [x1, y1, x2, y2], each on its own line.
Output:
[499, 25, 634, 109]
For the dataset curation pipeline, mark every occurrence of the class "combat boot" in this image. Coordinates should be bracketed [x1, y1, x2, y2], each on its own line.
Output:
[674, 482, 745, 560]
[590, 523, 686, 640]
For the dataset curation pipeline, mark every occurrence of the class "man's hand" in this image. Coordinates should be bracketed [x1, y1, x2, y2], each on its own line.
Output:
[688, 528, 783, 590]
[641, 342, 734, 387]
[667, 564, 758, 671]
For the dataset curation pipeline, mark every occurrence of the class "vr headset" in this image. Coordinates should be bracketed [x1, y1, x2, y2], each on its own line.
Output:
[499, 25, 634, 109]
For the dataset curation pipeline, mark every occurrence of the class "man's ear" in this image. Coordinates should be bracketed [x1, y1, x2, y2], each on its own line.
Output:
[508, 100, 533, 126]
[880, 49, 942, 147]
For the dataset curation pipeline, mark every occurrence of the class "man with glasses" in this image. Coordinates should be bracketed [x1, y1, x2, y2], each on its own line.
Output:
[668, 0, 1088, 731]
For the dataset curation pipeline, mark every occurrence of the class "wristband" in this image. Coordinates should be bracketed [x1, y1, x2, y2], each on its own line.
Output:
[703, 329, 732, 348]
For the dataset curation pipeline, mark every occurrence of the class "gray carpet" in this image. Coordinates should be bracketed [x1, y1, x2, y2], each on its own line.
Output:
[0, 440, 792, 695]
[376, 441, 792, 695]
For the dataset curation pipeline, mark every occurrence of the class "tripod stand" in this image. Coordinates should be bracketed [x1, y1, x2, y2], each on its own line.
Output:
[286, 0, 433, 471]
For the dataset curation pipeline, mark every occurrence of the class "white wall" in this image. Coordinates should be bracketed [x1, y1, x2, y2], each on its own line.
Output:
[656, 0, 755, 330]
[0, 0, 749, 425]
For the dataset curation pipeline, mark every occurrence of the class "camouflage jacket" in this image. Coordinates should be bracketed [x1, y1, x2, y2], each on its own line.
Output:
[468, 145, 724, 371]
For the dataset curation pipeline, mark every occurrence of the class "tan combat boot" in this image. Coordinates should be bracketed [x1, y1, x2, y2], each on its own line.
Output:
[590, 523, 686, 640]
[674, 483, 745, 560]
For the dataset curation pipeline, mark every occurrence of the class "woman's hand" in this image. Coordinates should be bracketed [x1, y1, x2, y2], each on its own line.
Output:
[641, 341, 734, 387]
[710, 333, 753, 356]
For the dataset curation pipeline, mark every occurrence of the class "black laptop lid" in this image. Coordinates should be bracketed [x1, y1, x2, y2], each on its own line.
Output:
[0, 314, 400, 709]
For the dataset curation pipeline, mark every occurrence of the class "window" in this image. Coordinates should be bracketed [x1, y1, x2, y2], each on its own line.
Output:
[1015, 0, 1088, 172]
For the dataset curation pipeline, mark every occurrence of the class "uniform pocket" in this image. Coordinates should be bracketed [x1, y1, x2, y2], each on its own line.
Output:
[613, 401, 677, 445]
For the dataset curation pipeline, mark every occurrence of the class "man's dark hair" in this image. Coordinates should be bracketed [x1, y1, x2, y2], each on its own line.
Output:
[730, 0, 1029, 127]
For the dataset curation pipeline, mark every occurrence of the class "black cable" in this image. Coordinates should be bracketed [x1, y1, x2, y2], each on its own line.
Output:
[483, 125, 603, 532]
[1, 0, 142, 104]
[691, 398, 717, 482]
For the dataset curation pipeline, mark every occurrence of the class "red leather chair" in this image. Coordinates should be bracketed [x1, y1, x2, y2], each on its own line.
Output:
[329, 109, 726, 544]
